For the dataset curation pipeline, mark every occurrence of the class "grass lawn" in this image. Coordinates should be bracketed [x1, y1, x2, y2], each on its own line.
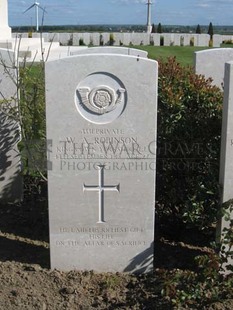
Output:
[132, 45, 213, 66]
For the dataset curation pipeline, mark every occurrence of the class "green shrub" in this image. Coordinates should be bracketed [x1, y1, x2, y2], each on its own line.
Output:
[109, 33, 115, 46]
[79, 38, 85, 46]
[18, 63, 46, 177]
[157, 57, 223, 229]
[160, 36, 164, 46]
[67, 34, 73, 46]
[223, 39, 233, 44]
[160, 208, 233, 308]
[150, 35, 154, 46]
[100, 35, 104, 46]
[190, 37, 194, 46]
[180, 36, 184, 46]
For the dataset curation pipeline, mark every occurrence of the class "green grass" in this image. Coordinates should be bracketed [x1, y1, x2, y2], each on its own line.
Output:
[221, 43, 233, 48]
[132, 45, 213, 66]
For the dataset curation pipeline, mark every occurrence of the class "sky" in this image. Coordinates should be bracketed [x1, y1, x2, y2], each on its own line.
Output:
[7, 0, 233, 27]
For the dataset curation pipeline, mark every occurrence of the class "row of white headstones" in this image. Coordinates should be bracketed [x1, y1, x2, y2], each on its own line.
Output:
[0, 44, 232, 272]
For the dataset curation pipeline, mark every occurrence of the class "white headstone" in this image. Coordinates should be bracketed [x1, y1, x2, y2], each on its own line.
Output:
[150, 34, 160, 46]
[59, 33, 72, 46]
[100, 33, 109, 45]
[0, 0, 11, 40]
[163, 34, 172, 46]
[218, 61, 233, 271]
[197, 34, 210, 47]
[180, 34, 190, 46]
[112, 33, 121, 46]
[90, 33, 100, 46]
[48, 33, 60, 43]
[73, 33, 81, 46]
[130, 33, 142, 46]
[46, 53, 158, 273]
[70, 46, 148, 58]
[190, 35, 198, 46]
[122, 33, 132, 46]
[0, 49, 22, 202]
[173, 34, 181, 46]
[195, 48, 233, 88]
[213, 35, 222, 48]
[82, 33, 91, 46]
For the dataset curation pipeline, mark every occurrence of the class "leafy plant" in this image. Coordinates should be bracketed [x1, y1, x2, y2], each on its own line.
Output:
[156, 57, 223, 229]
[160, 242, 233, 308]
[17, 60, 46, 179]
[67, 34, 73, 46]
[109, 33, 115, 46]
[79, 38, 85, 46]
[218, 199, 233, 273]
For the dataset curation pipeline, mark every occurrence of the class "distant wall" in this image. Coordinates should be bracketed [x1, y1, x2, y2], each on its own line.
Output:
[12, 32, 228, 48]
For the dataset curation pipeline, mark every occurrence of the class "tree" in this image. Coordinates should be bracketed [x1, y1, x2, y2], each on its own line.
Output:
[196, 24, 201, 34]
[157, 22, 162, 33]
[208, 22, 214, 39]
[151, 23, 156, 33]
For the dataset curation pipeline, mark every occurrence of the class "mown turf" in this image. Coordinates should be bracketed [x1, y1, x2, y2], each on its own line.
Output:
[132, 45, 213, 66]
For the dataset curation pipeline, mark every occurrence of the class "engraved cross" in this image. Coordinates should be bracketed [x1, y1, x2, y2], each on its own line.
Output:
[83, 165, 120, 223]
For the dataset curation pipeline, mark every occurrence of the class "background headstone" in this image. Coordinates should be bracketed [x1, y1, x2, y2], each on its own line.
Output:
[90, 33, 100, 46]
[197, 34, 210, 47]
[0, 49, 22, 203]
[59, 33, 72, 46]
[112, 33, 121, 46]
[150, 34, 160, 46]
[218, 61, 233, 271]
[122, 33, 132, 46]
[213, 34, 222, 47]
[46, 53, 158, 273]
[163, 34, 172, 46]
[70, 46, 148, 58]
[0, 0, 11, 40]
[195, 48, 233, 89]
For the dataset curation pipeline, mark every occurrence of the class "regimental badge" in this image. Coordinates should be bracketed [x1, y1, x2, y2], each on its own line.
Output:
[77, 86, 126, 115]
[75, 72, 127, 124]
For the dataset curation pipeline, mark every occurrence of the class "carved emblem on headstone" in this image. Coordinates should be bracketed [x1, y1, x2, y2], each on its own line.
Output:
[77, 86, 125, 115]
[75, 72, 127, 124]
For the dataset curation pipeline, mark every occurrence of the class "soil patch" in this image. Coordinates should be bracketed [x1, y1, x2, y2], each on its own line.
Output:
[0, 189, 232, 309]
